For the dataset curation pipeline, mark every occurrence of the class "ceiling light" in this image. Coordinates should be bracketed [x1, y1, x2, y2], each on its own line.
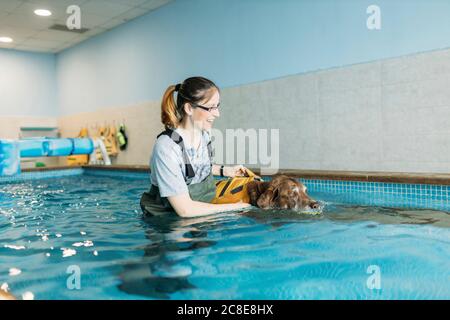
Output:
[34, 9, 52, 17]
[0, 37, 13, 43]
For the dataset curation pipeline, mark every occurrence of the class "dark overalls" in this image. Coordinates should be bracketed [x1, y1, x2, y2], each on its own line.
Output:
[140, 128, 217, 216]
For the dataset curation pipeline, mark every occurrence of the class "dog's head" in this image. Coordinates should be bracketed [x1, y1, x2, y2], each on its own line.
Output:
[250, 175, 319, 210]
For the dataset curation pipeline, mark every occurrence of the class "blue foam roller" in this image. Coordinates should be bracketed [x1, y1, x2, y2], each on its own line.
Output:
[0, 140, 21, 176]
[18, 139, 49, 157]
[47, 139, 74, 156]
[71, 138, 94, 155]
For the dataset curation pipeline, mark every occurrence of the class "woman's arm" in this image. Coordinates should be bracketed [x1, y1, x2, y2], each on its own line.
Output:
[168, 193, 252, 218]
[212, 164, 248, 177]
[212, 164, 221, 176]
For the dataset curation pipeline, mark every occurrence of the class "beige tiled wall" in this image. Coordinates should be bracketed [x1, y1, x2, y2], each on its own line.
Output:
[57, 47, 450, 173]
[4, 48, 450, 173]
[0, 116, 57, 139]
[57, 101, 163, 166]
[218, 48, 450, 173]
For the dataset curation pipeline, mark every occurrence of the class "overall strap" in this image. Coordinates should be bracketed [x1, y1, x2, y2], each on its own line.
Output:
[157, 128, 195, 183]
[206, 137, 213, 166]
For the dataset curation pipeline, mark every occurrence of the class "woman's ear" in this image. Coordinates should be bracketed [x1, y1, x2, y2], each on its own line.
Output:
[183, 102, 193, 116]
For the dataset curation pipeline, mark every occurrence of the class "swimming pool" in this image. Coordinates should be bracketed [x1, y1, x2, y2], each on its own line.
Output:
[1, 169, 449, 299]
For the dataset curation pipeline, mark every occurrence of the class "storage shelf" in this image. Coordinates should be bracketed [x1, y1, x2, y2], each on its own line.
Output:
[20, 127, 58, 131]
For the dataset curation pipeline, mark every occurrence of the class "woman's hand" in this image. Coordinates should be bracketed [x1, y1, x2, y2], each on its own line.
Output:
[224, 165, 249, 178]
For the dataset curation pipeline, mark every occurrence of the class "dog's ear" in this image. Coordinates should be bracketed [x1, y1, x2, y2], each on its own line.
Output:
[257, 177, 285, 209]
[247, 181, 269, 206]
[246, 181, 259, 206]
[257, 185, 279, 209]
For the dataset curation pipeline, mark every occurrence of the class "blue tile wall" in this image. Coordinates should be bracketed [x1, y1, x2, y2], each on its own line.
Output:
[82, 169, 149, 180]
[0, 168, 83, 184]
[301, 178, 450, 211]
[1, 169, 449, 211]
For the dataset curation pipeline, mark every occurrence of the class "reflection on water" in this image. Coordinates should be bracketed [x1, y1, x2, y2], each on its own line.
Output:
[325, 204, 450, 228]
[2, 175, 449, 299]
[118, 214, 220, 299]
[117, 203, 450, 299]
[241, 203, 450, 228]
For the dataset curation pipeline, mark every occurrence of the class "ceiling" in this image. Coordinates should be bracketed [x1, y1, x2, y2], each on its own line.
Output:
[0, 0, 172, 53]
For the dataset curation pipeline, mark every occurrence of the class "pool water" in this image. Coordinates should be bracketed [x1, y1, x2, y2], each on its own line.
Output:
[0, 174, 449, 300]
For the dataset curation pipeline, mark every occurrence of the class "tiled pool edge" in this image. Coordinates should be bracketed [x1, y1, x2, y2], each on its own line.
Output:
[0, 168, 84, 183]
[302, 178, 450, 211]
[0, 167, 149, 183]
[83, 169, 149, 179]
[1, 166, 450, 211]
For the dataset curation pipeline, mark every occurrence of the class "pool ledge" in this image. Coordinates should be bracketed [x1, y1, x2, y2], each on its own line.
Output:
[19, 165, 450, 185]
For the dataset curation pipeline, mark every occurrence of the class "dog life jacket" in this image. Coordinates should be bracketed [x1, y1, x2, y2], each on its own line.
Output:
[212, 169, 262, 204]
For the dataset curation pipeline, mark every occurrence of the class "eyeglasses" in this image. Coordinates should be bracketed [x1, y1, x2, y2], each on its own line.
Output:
[178, 91, 220, 112]
[190, 101, 220, 113]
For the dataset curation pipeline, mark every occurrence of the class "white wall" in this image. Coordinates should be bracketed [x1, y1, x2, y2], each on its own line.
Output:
[56, 0, 450, 116]
[0, 49, 57, 117]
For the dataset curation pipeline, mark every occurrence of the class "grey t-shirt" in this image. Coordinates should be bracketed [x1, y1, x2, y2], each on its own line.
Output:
[150, 128, 212, 197]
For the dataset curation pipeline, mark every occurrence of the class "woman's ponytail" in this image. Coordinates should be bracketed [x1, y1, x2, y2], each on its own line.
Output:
[161, 85, 179, 129]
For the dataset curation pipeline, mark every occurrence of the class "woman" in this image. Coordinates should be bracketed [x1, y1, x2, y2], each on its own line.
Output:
[140, 77, 252, 218]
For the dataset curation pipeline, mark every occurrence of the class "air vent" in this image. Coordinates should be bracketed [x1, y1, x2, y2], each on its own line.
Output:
[49, 24, 89, 34]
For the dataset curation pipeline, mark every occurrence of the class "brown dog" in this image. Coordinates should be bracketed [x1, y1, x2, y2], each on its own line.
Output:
[246, 175, 319, 210]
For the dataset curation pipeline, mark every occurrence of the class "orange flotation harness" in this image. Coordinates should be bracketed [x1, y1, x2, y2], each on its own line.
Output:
[211, 169, 262, 204]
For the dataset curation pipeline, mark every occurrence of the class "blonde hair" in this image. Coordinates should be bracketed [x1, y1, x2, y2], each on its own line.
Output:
[161, 85, 179, 129]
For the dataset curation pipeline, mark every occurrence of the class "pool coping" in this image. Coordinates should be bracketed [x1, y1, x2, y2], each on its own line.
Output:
[19, 165, 450, 185]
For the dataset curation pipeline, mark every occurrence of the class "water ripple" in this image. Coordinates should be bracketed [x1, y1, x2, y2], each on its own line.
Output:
[0, 175, 449, 299]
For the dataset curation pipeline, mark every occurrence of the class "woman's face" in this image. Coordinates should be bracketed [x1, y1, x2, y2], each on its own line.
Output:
[186, 88, 220, 131]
